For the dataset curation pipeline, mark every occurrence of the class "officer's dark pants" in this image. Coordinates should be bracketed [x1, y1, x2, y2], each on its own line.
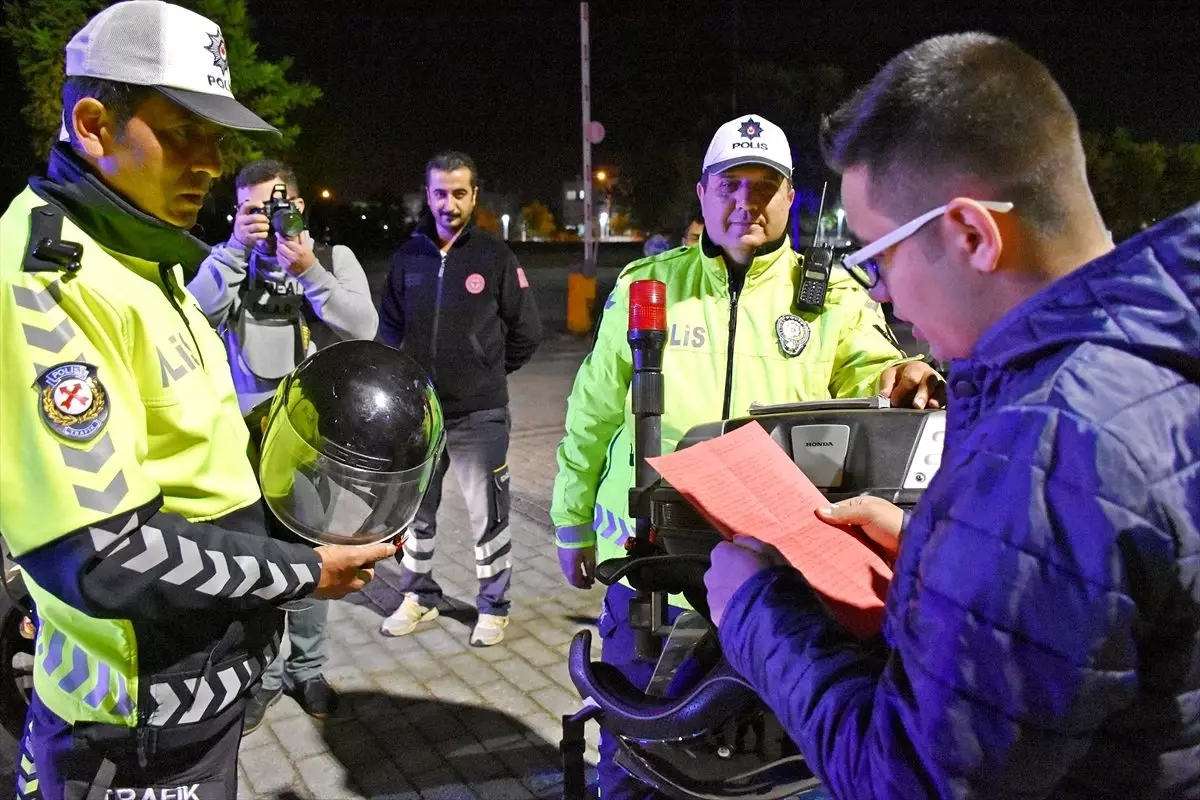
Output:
[17, 692, 244, 800]
[596, 582, 685, 799]
[395, 407, 513, 616]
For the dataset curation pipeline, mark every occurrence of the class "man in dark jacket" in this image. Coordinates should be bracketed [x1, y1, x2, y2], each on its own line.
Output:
[378, 151, 542, 646]
[706, 33, 1199, 799]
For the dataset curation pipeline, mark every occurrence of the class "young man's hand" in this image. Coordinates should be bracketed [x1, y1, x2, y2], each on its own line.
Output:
[232, 202, 270, 252]
[275, 230, 316, 277]
[705, 537, 787, 627]
[816, 496, 904, 565]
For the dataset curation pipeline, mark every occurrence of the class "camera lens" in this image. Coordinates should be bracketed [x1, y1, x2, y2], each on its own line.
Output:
[274, 208, 305, 239]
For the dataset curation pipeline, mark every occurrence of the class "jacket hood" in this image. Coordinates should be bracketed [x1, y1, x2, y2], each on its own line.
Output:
[972, 203, 1200, 384]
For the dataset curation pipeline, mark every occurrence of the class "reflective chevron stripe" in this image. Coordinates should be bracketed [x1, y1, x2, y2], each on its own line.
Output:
[83, 505, 318, 603]
[592, 503, 633, 547]
[16, 716, 40, 799]
[146, 645, 275, 727]
[36, 623, 134, 721]
[555, 522, 594, 547]
[10, 281, 130, 513]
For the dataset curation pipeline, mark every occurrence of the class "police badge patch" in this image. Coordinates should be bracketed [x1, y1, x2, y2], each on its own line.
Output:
[775, 314, 811, 357]
[35, 362, 110, 442]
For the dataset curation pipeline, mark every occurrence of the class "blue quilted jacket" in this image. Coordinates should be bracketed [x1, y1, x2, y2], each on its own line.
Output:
[720, 204, 1200, 799]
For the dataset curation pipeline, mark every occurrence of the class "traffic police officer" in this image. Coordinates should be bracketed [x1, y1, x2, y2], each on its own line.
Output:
[0, 3, 394, 797]
[551, 114, 945, 796]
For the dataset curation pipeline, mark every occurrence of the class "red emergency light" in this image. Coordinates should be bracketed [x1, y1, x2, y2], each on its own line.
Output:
[628, 279, 667, 333]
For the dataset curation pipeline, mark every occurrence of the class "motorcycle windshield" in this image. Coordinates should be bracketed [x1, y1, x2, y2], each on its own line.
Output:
[646, 611, 710, 697]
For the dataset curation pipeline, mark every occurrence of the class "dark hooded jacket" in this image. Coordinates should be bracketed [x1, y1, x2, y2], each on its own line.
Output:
[721, 203, 1200, 798]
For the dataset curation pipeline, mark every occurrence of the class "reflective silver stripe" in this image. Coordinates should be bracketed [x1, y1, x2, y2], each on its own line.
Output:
[89, 511, 140, 553]
[148, 682, 181, 726]
[229, 555, 261, 597]
[475, 528, 510, 560]
[406, 536, 436, 554]
[213, 666, 242, 714]
[555, 523, 593, 546]
[58, 433, 116, 473]
[122, 526, 167, 573]
[177, 676, 214, 724]
[251, 561, 287, 600]
[73, 470, 130, 514]
[11, 281, 61, 312]
[161, 536, 204, 585]
[291, 562, 315, 587]
[402, 552, 434, 574]
[13, 283, 132, 512]
[476, 558, 511, 579]
[196, 550, 230, 595]
[147, 654, 261, 727]
[22, 318, 75, 353]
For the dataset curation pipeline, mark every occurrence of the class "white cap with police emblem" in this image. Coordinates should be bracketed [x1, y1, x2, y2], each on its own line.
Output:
[65, 0, 277, 134]
[702, 114, 792, 181]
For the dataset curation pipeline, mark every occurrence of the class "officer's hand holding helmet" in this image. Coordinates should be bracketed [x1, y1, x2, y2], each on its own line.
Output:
[256, 340, 446, 597]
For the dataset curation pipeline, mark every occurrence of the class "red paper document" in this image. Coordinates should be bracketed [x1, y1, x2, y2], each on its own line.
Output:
[647, 421, 892, 638]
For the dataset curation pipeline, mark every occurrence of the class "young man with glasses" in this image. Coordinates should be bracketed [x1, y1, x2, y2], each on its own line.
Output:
[706, 33, 1199, 798]
[552, 113, 943, 797]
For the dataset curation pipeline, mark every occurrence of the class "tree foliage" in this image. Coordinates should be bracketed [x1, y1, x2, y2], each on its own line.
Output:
[1083, 128, 1200, 239]
[521, 201, 557, 240]
[474, 203, 501, 235]
[0, 0, 320, 170]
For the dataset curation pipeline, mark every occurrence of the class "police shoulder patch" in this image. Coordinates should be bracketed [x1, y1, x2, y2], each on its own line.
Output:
[775, 314, 811, 357]
[35, 362, 110, 442]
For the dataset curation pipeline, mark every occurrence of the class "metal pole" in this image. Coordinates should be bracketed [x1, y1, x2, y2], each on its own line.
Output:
[581, 2, 595, 277]
[731, 0, 740, 114]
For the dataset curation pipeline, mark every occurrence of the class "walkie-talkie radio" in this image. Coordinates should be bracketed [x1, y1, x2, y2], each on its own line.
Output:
[796, 182, 835, 312]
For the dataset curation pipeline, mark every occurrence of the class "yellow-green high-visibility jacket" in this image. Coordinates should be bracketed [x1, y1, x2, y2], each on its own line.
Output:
[551, 238, 914, 592]
[0, 181, 321, 734]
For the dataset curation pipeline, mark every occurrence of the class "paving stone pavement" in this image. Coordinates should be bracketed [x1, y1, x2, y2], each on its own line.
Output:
[237, 335, 605, 800]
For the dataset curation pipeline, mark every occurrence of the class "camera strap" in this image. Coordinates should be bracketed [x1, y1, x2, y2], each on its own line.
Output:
[233, 252, 310, 380]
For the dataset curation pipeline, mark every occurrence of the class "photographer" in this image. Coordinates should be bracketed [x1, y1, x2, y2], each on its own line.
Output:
[188, 159, 377, 733]
[189, 159, 378, 413]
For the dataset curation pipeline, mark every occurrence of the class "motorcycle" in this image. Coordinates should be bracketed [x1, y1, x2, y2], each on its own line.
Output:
[561, 396, 945, 799]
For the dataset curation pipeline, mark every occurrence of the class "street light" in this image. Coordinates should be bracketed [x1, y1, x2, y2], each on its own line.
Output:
[320, 189, 331, 200]
[501, 213, 510, 240]
[595, 169, 607, 183]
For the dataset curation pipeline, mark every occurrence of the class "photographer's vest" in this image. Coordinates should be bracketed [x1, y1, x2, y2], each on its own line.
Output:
[232, 243, 336, 382]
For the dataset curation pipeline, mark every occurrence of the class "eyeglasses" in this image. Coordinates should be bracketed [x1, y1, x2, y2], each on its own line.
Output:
[840, 200, 1013, 290]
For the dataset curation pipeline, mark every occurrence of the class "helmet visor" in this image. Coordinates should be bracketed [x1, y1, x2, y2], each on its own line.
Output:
[259, 405, 443, 546]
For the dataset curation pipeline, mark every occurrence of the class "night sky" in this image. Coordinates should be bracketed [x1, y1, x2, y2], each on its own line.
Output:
[1, 0, 1197, 208]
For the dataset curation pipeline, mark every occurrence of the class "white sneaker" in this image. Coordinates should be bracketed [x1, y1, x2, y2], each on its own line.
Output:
[380, 595, 439, 637]
[470, 613, 509, 647]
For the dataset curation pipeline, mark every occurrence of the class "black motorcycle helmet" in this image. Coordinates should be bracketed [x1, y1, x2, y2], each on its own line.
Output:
[258, 340, 445, 546]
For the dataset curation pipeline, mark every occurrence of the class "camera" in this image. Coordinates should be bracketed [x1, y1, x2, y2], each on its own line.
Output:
[259, 183, 305, 250]
[248, 183, 305, 292]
